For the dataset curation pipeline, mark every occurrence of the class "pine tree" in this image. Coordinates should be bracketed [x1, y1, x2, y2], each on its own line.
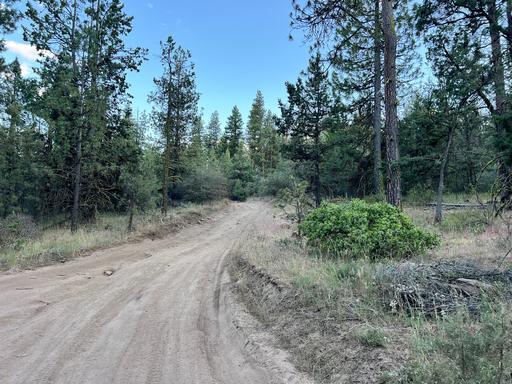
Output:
[0, 0, 20, 70]
[0, 59, 41, 217]
[187, 115, 205, 165]
[278, 54, 334, 207]
[24, 0, 146, 230]
[149, 35, 199, 215]
[260, 111, 280, 175]
[224, 106, 244, 157]
[247, 90, 265, 169]
[205, 111, 221, 151]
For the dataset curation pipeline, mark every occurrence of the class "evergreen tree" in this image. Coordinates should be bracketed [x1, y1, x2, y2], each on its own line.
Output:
[118, 109, 159, 231]
[415, 0, 512, 210]
[259, 111, 280, 175]
[149, 35, 199, 215]
[205, 111, 221, 151]
[0, 0, 20, 70]
[247, 90, 265, 168]
[187, 115, 205, 165]
[0, 59, 42, 217]
[224, 106, 244, 157]
[277, 54, 335, 207]
[291, 0, 417, 201]
[24, 0, 146, 231]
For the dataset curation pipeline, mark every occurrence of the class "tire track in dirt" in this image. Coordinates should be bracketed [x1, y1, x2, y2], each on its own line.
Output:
[0, 201, 311, 384]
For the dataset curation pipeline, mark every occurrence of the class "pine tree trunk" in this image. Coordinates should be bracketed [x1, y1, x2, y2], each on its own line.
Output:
[488, 0, 511, 206]
[372, 0, 383, 196]
[162, 142, 169, 216]
[70, 0, 81, 233]
[71, 125, 82, 233]
[507, 0, 512, 61]
[314, 160, 321, 207]
[382, 0, 401, 207]
[314, 123, 321, 207]
[128, 198, 134, 232]
[435, 125, 455, 224]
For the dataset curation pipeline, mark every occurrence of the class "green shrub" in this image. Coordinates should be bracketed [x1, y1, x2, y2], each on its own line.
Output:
[0, 213, 39, 250]
[299, 200, 440, 260]
[230, 179, 247, 201]
[258, 161, 296, 196]
[357, 327, 388, 348]
[176, 166, 229, 203]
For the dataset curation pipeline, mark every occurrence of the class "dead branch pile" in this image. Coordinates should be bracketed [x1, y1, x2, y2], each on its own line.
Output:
[376, 260, 512, 316]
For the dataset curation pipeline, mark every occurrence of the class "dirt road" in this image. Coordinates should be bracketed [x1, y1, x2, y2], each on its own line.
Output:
[0, 201, 309, 384]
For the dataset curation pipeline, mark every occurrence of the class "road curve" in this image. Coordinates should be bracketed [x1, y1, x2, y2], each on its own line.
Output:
[0, 201, 308, 384]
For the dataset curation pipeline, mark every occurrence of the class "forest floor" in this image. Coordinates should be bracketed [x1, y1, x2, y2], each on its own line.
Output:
[0, 200, 312, 384]
[230, 201, 512, 383]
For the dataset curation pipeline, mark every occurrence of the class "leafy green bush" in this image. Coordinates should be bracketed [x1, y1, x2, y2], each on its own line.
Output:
[258, 160, 296, 196]
[0, 213, 39, 250]
[230, 179, 247, 201]
[299, 200, 440, 259]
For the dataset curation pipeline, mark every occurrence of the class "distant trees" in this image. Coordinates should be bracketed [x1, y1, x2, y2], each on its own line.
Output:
[150, 36, 199, 215]
[2, 0, 512, 230]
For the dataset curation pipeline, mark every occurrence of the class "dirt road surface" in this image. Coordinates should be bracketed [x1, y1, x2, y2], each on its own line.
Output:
[0, 201, 310, 384]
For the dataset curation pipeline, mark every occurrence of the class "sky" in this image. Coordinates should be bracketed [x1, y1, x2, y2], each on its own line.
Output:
[4, 0, 311, 127]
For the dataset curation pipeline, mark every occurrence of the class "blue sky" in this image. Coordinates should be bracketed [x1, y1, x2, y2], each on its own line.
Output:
[4, 1, 310, 127]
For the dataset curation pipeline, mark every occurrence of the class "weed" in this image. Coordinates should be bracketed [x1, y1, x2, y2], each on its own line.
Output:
[357, 327, 388, 348]
[396, 303, 512, 383]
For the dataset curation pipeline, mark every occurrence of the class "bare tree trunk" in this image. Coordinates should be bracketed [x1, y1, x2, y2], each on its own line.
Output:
[372, 0, 383, 196]
[435, 125, 455, 224]
[382, 0, 401, 207]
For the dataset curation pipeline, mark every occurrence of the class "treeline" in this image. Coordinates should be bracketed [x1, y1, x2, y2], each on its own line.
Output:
[1, 0, 511, 231]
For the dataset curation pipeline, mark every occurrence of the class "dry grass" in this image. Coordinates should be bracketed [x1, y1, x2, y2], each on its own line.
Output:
[231, 202, 512, 383]
[405, 206, 512, 267]
[0, 200, 229, 271]
[231, 211, 410, 383]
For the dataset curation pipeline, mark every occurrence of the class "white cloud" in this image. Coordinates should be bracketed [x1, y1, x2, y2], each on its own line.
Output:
[5, 40, 54, 62]
[20, 62, 32, 77]
[147, 2, 154, 8]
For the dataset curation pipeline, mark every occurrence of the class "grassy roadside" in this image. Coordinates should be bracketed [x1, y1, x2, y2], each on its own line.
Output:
[230, 202, 512, 383]
[0, 200, 229, 271]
